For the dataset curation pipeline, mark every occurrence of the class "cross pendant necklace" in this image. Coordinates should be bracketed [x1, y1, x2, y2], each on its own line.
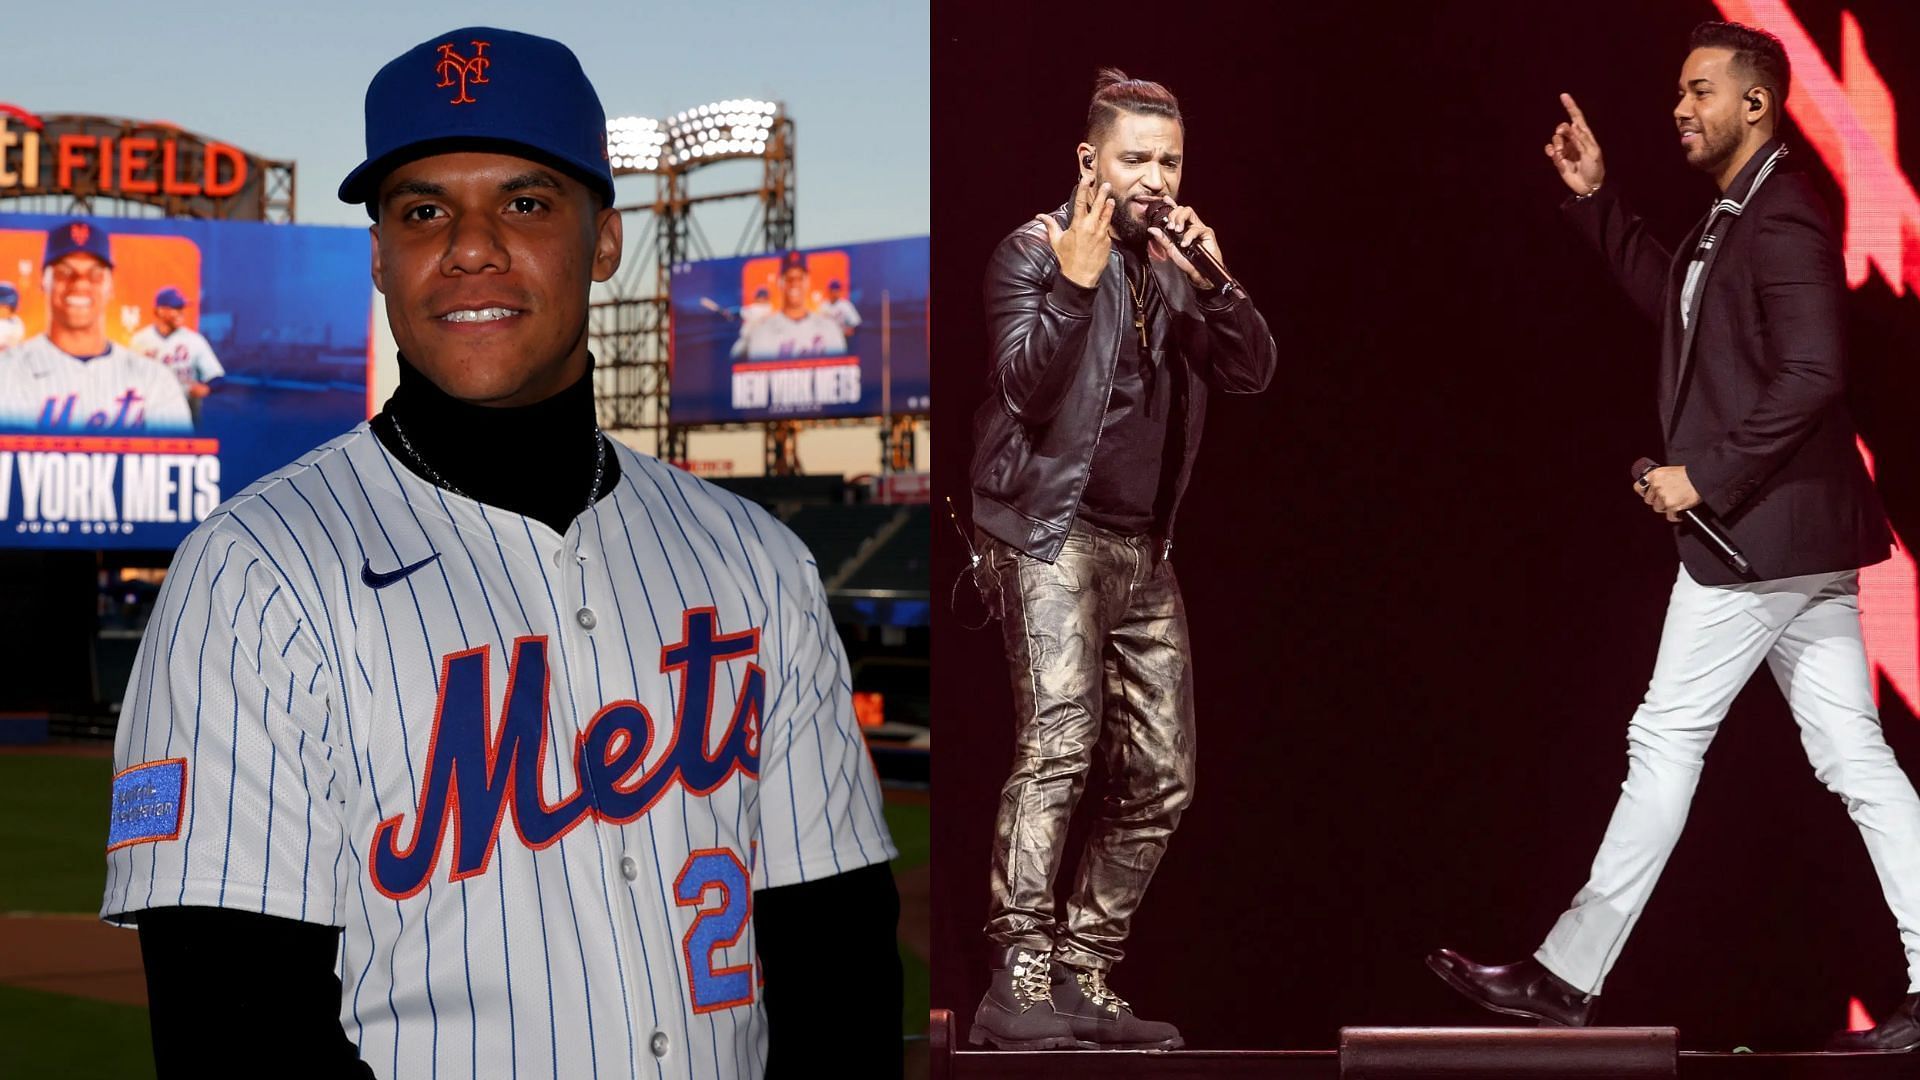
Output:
[1124, 265, 1149, 348]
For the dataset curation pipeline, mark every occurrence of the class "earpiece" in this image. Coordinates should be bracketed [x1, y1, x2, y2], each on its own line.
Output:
[1747, 94, 1761, 112]
[1082, 152, 1093, 170]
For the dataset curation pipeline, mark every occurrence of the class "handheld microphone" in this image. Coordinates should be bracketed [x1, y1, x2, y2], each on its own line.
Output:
[1145, 201, 1240, 296]
[1632, 457, 1753, 577]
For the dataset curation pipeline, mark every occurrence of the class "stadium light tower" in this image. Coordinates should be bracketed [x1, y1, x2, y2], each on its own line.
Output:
[591, 99, 796, 467]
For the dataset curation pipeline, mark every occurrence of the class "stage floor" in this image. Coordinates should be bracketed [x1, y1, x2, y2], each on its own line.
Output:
[935, 1049, 1920, 1079]
[931, 1012, 1920, 1078]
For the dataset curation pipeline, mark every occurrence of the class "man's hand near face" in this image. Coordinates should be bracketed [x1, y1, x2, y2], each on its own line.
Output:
[1039, 173, 1114, 289]
[1547, 92, 1607, 196]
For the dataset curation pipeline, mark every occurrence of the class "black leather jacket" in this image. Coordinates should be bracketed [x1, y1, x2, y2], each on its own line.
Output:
[969, 203, 1279, 563]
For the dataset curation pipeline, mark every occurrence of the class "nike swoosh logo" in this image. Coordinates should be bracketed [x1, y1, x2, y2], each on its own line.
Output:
[361, 553, 441, 589]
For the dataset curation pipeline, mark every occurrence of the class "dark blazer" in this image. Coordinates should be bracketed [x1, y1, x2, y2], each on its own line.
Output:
[968, 203, 1278, 563]
[1563, 139, 1890, 585]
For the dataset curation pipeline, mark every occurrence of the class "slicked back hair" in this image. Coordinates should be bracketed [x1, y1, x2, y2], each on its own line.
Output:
[1085, 68, 1182, 146]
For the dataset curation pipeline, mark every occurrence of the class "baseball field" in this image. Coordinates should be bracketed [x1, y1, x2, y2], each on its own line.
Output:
[0, 746, 931, 1078]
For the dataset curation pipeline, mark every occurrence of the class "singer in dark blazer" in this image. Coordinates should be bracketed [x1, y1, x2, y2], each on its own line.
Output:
[1428, 21, 1920, 1050]
[1568, 140, 1888, 585]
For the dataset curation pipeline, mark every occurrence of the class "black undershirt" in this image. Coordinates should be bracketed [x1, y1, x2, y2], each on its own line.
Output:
[1077, 246, 1176, 536]
[368, 353, 619, 535]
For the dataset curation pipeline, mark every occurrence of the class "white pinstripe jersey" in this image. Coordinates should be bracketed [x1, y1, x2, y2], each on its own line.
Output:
[101, 423, 895, 1080]
[130, 325, 226, 388]
[733, 313, 846, 360]
[0, 335, 192, 433]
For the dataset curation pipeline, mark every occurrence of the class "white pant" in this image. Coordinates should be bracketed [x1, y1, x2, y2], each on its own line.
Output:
[1536, 564, 1920, 995]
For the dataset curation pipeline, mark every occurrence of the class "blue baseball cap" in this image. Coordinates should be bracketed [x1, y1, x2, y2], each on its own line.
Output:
[780, 251, 807, 274]
[0, 283, 16, 306]
[338, 27, 614, 215]
[155, 287, 188, 309]
[44, 220, 113, 269]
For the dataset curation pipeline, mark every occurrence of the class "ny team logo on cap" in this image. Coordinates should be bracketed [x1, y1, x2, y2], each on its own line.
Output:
[45, 218, 114, 268]
[339, 27, 613, 209]
[434, 40, 492, 105]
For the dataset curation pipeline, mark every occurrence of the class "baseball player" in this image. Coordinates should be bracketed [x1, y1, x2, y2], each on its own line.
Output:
[102, 27, 902, 1079]
[0, 222, 191, 433]
[741, 287, 773, 329]
[730, 252, 848, 360]
[819, 280, 860, 339]
[0, 282, 23, 351]
[131, 286, 225, 427]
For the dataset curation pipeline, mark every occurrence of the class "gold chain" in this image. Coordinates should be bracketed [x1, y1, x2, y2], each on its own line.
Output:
[1123, 263, 1148, 347]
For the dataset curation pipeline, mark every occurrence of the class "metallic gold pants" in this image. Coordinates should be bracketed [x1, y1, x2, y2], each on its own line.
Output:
[982, 521, 1195, 973]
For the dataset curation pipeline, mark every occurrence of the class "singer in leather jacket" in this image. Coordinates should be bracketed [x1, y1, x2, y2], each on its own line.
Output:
[964, 67, 1278, 1057]
[969, 200, 1277, 564]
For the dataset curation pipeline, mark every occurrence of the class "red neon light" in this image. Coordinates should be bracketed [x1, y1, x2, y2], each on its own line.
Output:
[1857, 440, 1919, 714]
[1715, 0, 1920, 715]
[1718, 3, 1920, 295]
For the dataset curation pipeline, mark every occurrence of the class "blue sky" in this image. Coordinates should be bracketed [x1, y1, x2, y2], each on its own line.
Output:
[0, 0, 927, 244]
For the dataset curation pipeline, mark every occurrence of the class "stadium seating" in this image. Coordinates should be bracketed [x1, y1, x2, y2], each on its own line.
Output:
[782, 503, 902, 587]
[842, 506, 930, 594]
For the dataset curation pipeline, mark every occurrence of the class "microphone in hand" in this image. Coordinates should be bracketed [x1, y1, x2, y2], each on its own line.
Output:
[1146, 201, 1239, 296]
[1632, 457, 1752, 577]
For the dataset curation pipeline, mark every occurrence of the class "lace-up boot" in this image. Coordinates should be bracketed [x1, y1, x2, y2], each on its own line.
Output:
[1050, 963, 1184, 1049]
[968, 945, 1077, 1050]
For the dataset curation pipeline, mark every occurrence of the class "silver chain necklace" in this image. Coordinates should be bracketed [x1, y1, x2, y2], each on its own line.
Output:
[389, 414, 608, 515]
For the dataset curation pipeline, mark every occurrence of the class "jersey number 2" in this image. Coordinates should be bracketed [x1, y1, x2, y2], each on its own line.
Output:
[675, 848, 754, 1013]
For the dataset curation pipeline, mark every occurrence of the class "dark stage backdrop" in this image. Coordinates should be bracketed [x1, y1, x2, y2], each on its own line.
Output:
[931, 0, 1920, 1052]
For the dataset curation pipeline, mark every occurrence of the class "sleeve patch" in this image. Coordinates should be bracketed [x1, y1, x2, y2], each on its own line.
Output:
[107, 759, 188, 851]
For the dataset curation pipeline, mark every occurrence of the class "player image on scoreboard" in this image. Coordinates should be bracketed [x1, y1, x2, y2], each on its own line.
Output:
[0, 219, 195, 436]
[131, 286, 225, 429]
[0, 211, 370, 550]
[723, 248, 860, 414]
[669, 236, 928, 425]
[821, 276, 861, 341]
[730, 249, 850, 360]
[0, 280, 22, 351]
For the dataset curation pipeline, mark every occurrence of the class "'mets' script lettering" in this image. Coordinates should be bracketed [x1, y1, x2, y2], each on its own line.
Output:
[369, 607, 765, 899]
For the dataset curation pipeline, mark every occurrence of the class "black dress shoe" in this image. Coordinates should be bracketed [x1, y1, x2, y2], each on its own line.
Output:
[1829, 993, 1920, 1051]
[1426, 948, 1597, 1027]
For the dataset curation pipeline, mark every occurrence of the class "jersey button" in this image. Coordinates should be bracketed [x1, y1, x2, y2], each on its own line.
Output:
[620, 855, 638, 881]
[649, 1032, 670, 1058]
[575, 607, 597, 630]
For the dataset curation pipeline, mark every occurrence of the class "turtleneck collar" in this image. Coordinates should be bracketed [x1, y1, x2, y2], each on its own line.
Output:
[370, 352, 621, 535]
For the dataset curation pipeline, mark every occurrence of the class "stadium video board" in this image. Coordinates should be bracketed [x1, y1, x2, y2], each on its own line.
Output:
[0, 213, 371, 549]
[668, 236, 928, 424]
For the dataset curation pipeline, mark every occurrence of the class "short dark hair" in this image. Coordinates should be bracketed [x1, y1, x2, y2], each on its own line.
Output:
[1085, 68, 1182, 146]
[1690, 20, 1791, 106]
